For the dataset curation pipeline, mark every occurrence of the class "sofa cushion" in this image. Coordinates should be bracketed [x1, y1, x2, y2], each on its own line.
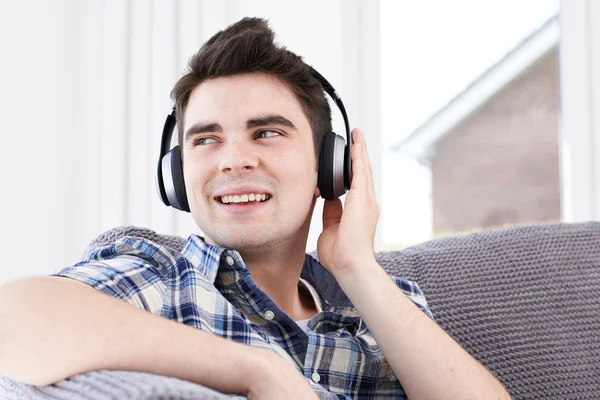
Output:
[377, 221, 600, 399]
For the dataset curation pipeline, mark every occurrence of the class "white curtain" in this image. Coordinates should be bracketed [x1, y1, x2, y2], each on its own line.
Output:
[559, 0, 600, 222]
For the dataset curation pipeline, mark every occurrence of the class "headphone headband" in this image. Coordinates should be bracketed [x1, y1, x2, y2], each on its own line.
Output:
[307, 66, 353, 150]
[307, 67, 353, 190]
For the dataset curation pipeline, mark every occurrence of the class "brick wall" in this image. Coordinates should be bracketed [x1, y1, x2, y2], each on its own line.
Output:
[431, 48, 560, 234]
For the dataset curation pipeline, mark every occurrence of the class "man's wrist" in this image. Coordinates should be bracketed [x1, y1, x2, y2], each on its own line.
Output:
[332, 255, 379, 276]
[332, 257, 387, 288]
[205, 343, 278, 395]
[244, 348, 274, 386]
[246, 349, 300, 395]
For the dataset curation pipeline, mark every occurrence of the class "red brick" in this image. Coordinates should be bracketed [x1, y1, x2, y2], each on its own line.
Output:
[431, 48, 560, 234]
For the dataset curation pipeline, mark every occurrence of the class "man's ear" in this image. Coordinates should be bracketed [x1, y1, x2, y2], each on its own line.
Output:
[314, 185, 321, 199]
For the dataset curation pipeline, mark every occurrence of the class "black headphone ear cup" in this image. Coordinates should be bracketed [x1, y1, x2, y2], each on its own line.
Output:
[319, 132, 336, 200]
[318, 132, 347, 200]
[170, 146, 190, 212]
[161, 146, 190, 212]
[344, 140, 352, 190]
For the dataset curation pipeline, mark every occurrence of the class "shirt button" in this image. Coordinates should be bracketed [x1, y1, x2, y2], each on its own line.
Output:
[264, 310, 275, 321]
[311, 372, 321, 383]
[388, 374, 397, 382]
[225, 256, 235, 266]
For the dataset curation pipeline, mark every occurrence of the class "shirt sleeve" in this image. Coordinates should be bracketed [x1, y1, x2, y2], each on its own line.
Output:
[391, 277, 434, 320]
[51, 236, 171, 315]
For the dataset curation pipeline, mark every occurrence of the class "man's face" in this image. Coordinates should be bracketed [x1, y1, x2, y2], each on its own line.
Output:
[182, 72, 319, 250]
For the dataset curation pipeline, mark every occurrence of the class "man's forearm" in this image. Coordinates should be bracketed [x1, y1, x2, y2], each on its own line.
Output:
[0, 276, 267, 394]
[334, 262, 511, 400]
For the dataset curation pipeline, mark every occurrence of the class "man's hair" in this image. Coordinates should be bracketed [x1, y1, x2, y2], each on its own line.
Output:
[171, 17, 332, 162]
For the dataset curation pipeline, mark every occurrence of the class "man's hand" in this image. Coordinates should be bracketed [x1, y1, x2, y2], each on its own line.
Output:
[317, 128, 379, 274]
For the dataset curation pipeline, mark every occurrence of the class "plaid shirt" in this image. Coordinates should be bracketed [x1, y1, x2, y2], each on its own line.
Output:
[53, 234, 433, 399]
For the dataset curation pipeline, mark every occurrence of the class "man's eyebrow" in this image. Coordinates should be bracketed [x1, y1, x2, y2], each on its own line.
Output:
[184, 114, 297, 142]
[184, 122, 222, 142]
[246, 114, 297, 131]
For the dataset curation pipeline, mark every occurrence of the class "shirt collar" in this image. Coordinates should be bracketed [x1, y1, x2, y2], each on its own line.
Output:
[181, 234, 225, 284]
[181, 233, 354, 309]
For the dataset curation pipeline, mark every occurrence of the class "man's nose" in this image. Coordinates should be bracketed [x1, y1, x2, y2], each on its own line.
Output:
[218, 140, 259, 175]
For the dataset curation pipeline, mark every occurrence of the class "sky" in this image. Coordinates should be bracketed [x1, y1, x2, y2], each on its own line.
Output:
[379, 0, 561, 246]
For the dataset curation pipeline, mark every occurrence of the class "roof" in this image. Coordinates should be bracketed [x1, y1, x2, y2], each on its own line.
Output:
[391, 15, 559, 159]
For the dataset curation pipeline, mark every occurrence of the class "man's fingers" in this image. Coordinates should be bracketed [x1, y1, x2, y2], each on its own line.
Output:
[350, 140, 367, 191]
[356, 129, 375, 198]
[351, 128, 362, 146]
[322, 198, 343, 230]
[362, 134, 375, 196]
[350, 128, 375, 197]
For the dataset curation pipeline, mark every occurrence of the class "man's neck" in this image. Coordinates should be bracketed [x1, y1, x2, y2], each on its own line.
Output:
[240, 239, 318, 321]
[204, 200, 320, 321]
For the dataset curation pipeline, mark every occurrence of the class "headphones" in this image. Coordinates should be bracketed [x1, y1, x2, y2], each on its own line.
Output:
[156, 66, 352, 212]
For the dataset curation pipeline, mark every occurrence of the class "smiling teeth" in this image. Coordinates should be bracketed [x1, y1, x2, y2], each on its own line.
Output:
[220, 194, 269, 204]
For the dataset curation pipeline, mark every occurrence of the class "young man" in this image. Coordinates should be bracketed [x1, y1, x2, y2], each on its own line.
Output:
[0, 18, 510, 400]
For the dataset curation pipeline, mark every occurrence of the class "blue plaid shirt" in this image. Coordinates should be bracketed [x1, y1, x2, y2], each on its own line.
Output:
[53, 234, 433, 399]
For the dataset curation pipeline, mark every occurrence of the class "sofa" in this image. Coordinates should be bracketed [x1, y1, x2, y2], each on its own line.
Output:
[1, 221, 599, 399]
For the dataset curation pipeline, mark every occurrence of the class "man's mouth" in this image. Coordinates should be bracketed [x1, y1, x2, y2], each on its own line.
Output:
[217, 193, 272, 204]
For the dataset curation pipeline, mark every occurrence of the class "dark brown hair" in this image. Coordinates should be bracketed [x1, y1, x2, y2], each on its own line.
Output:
[170, 17, 332, 161]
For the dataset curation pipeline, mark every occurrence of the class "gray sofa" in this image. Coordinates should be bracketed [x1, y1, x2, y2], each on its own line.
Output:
[2, 222, 599, 399]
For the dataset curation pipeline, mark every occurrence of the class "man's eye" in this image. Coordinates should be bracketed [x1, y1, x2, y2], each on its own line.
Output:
[256, 130, 281, 139]
[194, 137, 217, 146]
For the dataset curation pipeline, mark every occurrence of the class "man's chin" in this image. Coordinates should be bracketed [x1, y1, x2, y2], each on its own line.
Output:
[204, 228, 278, 251]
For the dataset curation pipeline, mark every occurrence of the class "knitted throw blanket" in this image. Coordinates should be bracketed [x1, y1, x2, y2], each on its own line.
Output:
[2, 222, 599, 399]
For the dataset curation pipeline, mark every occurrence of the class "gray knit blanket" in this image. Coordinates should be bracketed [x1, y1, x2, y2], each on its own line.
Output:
[2, 222, 599, 399]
